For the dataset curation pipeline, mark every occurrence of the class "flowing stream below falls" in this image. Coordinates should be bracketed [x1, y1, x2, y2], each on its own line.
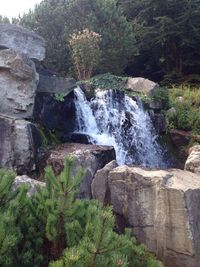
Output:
[74, 87, 171, 168]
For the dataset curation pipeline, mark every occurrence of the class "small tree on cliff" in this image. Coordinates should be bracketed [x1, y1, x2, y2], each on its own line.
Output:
[69, 28, 101, 80]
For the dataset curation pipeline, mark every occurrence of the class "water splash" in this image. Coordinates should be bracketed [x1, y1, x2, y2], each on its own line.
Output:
[74, 87, 168, 168]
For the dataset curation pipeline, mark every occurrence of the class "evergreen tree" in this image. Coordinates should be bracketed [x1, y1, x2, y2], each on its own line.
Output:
[0, 159, 163, 267]
[0, 170, 27, 267]
[120, 0, 200, 82]
[17, 0, 136, 76]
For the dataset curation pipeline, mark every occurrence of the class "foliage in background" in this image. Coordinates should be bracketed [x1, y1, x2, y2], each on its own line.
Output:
[167, 86, 200, 134]
[0, 15, 10, 23]
[0, 159, 163, 267]
[66, 0, 137, 75]
[119, 0, 200, 83]
[16, 0, 136, 76]
[69, 29, 101, 80]
[14, 0, 71, 75]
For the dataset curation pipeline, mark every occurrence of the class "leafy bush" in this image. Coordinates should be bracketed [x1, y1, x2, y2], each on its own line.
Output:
[69, 29, 101, 80]
[84, 73, 127, 90]
[167, 85, 200, 134]
[0, 159, 163, 267]
[152, 87, 170, 110]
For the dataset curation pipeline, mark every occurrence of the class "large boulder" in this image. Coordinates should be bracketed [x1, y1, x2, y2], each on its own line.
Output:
[0, 49, 38, 118]
[41, 143, 116, 198]
[93, 166, 200, 267]
[91, 160, 118, 204]
[185, 145, 200, 175]
[0, 115, 40, 173]
[0, 24, 45, 61]
[125, 77, 159, 96]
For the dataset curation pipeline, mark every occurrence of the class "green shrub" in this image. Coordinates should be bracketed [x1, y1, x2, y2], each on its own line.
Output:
[0, 159, 163, 267]
[167, 85, 200, 134]
[85, 73, 127, 90]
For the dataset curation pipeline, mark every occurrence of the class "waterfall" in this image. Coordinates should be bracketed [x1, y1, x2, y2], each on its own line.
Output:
[74, 87, 168, 168]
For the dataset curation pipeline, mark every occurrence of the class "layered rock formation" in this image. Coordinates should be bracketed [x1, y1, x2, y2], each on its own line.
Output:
[0, 49, 39, 118]
[92, 165, 200, 267]
[0, 24, 45, 61]
[0, 24, 45, 172]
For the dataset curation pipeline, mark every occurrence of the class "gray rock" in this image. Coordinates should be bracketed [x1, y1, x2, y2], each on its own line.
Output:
[125, 77, 159, 96]
[14, 175, 45, 197]
[185, 145, 200, 175]
[42, 143, 116, 198]
[108, 166, 200, 267]
[37, 74, 76, 95]
[0, 24, 45, 61]
[91, 160, 118, 204]
[0, 115, 39, 173]
[150, 112, 167, 134]
[0, 49, 38, 118]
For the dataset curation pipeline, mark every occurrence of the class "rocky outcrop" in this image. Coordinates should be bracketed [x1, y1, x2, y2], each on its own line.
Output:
[125, 77, 159, 96]
[33, 90, 77, 139]
[93, 165, 200, 267]
[0, 49, 38, 118]
[185, 145, 200, 175]
[0, 114, 40, 174]
[91, 160, 118, 204]
[37, 74, 76, 94]
[14, 175, 45, 196]
[33, 73, 77, 139]
[0, 24, 45, 61]
[41, 143, 116, 198]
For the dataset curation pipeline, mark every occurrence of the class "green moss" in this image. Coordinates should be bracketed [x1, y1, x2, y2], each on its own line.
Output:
[83, 73, 128, 90]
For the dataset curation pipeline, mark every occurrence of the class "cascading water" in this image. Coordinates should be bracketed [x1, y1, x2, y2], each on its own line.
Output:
[74, 86, 168, 168]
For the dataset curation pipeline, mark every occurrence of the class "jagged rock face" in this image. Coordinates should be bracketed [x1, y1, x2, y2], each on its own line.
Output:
[42, 143, 116, 198]
[0, 115, 40, 173]
[106, 166, 200, 267]
[0, 49, 39, 118]
[0, 24, 45, 61]
[185, 145, 200, 174]
[125, 77, 159, 96]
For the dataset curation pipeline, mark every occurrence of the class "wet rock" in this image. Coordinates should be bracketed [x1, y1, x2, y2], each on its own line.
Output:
[169, 129, 190, 146]
[108, 166, 200, 267]
[0, 115, 40, 173]
[62, 132, 91, 144]
[33, 90, 77, 136]
[185, 145, 200, 175]
[42, 143, 116, 198]
[0, 24, 45, 61]
[150, 112, 167, 134]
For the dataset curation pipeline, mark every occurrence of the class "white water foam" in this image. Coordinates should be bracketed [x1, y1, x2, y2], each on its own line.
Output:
[74, 86, 167, 168]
